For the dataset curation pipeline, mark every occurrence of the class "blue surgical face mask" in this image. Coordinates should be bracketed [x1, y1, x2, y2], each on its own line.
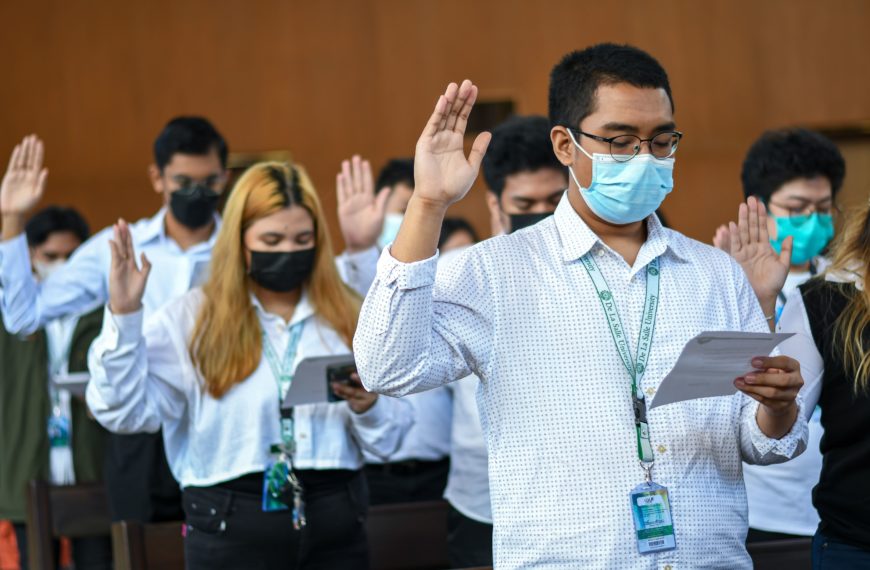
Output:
[770, 212, 835, 266]
[378, 213, 404, 249]
[566, 130, 674, 225]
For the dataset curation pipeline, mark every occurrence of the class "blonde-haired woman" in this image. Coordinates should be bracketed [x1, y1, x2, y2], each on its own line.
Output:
[86, 162, 412, 569]
[727, 198, 870, 568]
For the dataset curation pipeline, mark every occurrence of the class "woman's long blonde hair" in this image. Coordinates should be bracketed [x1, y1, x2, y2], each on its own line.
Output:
[828, 199, 870, 393]
[190, 161, 361, 398]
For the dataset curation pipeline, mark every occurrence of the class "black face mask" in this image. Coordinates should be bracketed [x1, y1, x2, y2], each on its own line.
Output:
[169, 185, 220, 229]
[508, 213, 553, 234]
[248, 248, 316, 292]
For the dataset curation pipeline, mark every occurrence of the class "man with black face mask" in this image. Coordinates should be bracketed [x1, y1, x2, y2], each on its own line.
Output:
[0, 120, 230, 524]
[482, 115, 567, 235]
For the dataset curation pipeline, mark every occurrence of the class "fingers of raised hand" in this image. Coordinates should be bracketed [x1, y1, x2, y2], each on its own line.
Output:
[351, 155, 363, 194]
[422, 95, 448, 138]
[747, 196, 760, 243]
[446, 80, 475, 132]
[362, 158, 373, 195]
[438, 82, 460, 132]
[737, 203, 750, 247]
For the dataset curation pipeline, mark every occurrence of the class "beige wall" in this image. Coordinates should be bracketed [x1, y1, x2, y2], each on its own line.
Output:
[1, 0, 868, 247]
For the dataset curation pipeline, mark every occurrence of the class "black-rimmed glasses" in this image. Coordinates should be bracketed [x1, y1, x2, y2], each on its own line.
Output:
[569, 128, 683, 162]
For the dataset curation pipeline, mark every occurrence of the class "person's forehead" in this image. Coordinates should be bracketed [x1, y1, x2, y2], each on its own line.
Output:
[38, 231, 82, 252]
[163, 150, 223, 175]
[252, 206, 314, 231]
[583, 83, 673, 128]
[773, 176, 833, 201]
[502, 169, 567, 198]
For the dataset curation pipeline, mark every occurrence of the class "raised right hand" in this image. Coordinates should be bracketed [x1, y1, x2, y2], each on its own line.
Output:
[108, 220, 152, 315]
[413, 80, 491, 208]
[1, 135, 48, 216]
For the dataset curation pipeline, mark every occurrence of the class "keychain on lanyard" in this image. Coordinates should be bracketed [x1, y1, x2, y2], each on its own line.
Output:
[261, 321, 307, 529]
[580, 253, 676, 554]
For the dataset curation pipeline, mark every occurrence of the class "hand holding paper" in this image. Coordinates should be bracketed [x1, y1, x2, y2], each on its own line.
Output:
[650, 332, 796, 408]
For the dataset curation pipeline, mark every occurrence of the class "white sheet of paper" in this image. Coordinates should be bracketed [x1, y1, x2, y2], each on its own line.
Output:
[281, 354, 355, 408]
[649, 331, 795, 409]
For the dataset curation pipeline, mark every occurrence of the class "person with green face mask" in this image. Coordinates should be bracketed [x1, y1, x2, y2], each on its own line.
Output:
[714, 127, 846, 545]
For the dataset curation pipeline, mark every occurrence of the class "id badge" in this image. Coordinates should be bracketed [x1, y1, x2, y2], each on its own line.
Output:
[262, 455, 291, 512]
[629, 482, 677, 554]
[47, 415, 71, 448]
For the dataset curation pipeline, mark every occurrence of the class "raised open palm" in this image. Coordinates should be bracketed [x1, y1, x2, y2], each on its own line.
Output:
[728, 196, 791, 304]
[1, 135, 48, 215]
[413, 80, 491, 207]
[336, 155, 389, 251]
[108, 219, 152, 314]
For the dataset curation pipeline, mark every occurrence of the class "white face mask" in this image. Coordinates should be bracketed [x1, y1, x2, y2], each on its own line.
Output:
[33, 259, 64, 282]
[378, 213, 404, 249]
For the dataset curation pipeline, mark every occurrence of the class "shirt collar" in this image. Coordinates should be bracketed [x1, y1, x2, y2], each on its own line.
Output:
[250, 288, 316, 328]
[554, 191, 691, 265]
[137, 207, 222, 249]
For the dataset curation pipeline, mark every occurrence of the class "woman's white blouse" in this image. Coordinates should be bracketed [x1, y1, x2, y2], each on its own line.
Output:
[86, 288, 413, 488]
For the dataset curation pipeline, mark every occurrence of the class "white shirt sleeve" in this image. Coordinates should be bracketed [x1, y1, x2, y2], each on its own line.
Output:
[347, 395, 415, 461]
[335, 247, 380, 297]
[730, 261, 809, 465]
[0, 231, 109, 335]
[353, 247, 493, 398]
[86, 306, 188, 434]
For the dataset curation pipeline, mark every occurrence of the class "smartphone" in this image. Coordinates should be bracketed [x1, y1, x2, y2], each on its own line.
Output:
[326, 363, 359, 402]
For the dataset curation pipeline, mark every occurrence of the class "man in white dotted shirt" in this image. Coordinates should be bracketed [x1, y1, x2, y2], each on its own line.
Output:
[354, 44, 809, 569]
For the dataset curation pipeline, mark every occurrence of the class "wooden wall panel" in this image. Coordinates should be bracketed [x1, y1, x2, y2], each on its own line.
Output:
[1, 0, 868, 249]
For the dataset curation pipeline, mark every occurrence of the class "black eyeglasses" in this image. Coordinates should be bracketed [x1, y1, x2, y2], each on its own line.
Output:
[568, 128, 683, 162]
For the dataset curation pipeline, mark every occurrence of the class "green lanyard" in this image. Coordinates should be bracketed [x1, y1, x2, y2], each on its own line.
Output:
[580, 253, 661, 468]
[262, 321, 306, 452]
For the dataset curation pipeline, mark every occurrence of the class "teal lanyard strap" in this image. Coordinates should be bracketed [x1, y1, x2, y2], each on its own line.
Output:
[580, 254, 661, 465]
[262, 321, 306, 452]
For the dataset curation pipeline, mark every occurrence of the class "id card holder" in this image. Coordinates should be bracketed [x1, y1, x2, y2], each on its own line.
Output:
[629, 482, 676, 554]
[262, 447, 291, 512]
[47, 415, 71, 448]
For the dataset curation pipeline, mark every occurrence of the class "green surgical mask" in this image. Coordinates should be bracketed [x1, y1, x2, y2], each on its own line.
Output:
[770, 212, 834, 266]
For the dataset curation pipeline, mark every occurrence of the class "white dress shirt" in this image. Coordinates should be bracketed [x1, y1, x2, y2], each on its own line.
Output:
[743, 265, 826, 536]
[363, 387, 452, 463]
[354, 194, 808, 570]
[86, 288, 414, 488]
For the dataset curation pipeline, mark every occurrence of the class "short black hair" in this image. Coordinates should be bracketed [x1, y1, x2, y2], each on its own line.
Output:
[375, 158, 414, 194]
[549, 43, 673, 129]
[482, 115, 565, 197]
[25, 206, 90, 247]
[153, 116, 228, 172]
[741, 128, 846, 202]
[438, 217, 479, 249]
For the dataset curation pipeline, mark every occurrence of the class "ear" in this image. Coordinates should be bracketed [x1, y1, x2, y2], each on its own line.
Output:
[486, 191, 506, 236]
[550, 126, 575, 167]
[148, 164, 164, 195]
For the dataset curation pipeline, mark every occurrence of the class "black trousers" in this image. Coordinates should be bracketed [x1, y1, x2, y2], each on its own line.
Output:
[104, 431, 183, 522]
[12, 523, 112, 570]
[182, 469, 370, 570]
[364, 457, 449, 505]
[446, 505, 493, 569]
